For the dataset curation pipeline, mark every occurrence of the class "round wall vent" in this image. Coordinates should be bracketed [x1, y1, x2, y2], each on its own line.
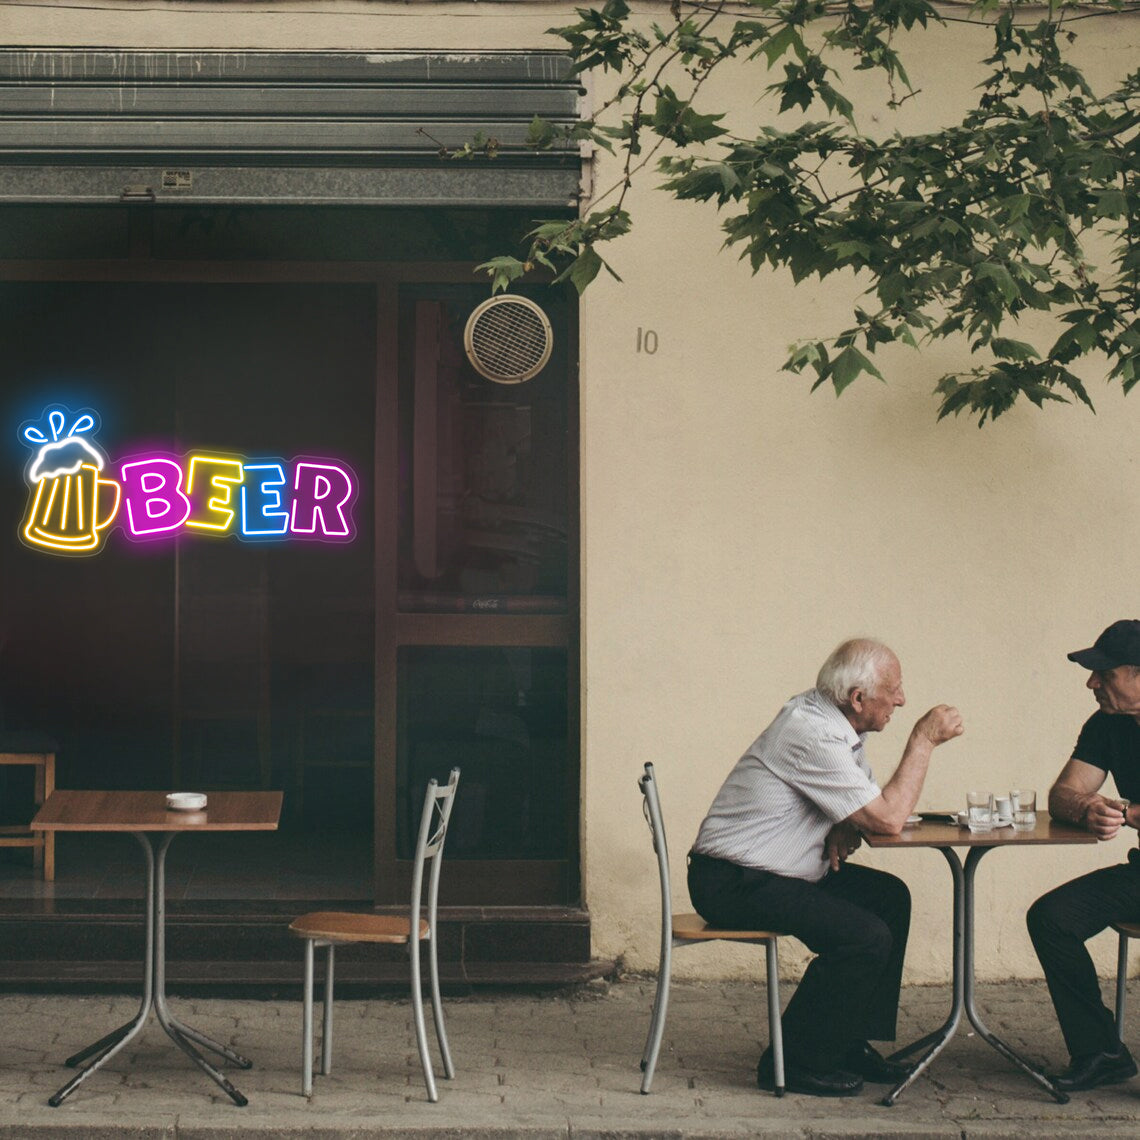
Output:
[463, 295, 553, 384]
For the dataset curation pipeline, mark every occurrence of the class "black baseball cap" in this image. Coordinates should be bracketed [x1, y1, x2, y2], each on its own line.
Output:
[1067, 620, 1140, 670]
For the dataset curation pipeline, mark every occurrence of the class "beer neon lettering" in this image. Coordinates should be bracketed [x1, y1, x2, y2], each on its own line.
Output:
[290, 461, 356, 541]
[241, 463, 289, 537]
[120, 458, 192, 536]
[17, 404, 359, 555]
[185, 455, 244, 533]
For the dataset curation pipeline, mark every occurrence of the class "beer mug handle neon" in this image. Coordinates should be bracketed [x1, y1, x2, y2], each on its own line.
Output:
[95, 472, 121, 535]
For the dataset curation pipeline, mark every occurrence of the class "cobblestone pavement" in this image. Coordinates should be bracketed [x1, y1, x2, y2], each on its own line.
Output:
[1, 977, 1138, 1138]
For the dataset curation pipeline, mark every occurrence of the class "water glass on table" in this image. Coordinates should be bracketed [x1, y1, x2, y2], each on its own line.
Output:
[967, 790, 995, 833]
[1011, 788, 1037, 832]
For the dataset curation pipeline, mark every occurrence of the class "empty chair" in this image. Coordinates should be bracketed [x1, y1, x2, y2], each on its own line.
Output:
[638, 761, 785, 1096]
[1113, 920, 1140, 1040]
[289, 768, 460, 1101]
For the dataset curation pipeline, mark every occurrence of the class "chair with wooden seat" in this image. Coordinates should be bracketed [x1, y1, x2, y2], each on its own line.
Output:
[289, 767, 460, 1101]
[638, 762, 785, 1095]
[1113, 920, 1140, 1040]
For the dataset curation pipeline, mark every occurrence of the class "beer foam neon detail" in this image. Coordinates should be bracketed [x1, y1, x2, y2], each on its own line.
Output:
[19, 405, 358, 555]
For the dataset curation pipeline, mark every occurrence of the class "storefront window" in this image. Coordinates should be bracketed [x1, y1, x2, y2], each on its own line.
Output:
[396, 646, 569, 860]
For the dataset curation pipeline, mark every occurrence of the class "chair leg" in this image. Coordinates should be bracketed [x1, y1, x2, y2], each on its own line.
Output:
[639, 940, 672, 1093]
[410, 941, 439, 1102]
[1116, 931, 1129, 1042]
[322, 944, 335, 1076]
[427, 933, 455, 1079]
[765, 938, 785, 1097]
[301, 938, 315, 1097]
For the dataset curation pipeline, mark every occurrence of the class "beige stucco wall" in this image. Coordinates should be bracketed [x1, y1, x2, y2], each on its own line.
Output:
[6, 2, 1140, 985]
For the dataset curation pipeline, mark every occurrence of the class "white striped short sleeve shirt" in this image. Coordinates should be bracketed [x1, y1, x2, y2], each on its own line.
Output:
[692, 688, 881, 882]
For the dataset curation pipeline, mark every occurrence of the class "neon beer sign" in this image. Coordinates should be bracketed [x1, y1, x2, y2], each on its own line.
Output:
[19, 405, 358, 556]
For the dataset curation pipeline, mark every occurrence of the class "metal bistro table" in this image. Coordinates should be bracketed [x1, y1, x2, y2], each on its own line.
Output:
[30, 789, 283, 1107]
[863, 814, 1096, 1107]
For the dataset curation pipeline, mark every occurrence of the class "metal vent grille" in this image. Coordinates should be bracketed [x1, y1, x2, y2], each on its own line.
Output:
[464, 296, 553, 384]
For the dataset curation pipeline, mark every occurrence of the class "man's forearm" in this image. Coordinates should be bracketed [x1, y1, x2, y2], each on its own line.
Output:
[1050, 783, 1094, 826]
[873, 734, 934, 826]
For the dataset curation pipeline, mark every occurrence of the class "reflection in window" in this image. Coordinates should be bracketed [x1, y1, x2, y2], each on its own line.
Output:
[397, 647, 568, 860]
[398, 290, 569, 612]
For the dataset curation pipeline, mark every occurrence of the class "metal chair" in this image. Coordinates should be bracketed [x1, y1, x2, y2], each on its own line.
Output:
[638, 761, 785, 1095]
[289, 768, 460, 1101]
[1113, 920, 1140, 1040]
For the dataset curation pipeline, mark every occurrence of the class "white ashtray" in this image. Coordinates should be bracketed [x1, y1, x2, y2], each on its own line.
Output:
[166, 792, 207, 812]
[957, 811, 969, 827]
[904, 814, 922, 827]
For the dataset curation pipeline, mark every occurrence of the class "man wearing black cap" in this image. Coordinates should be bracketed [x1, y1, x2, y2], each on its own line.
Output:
[1026, 619, 1140, 1092]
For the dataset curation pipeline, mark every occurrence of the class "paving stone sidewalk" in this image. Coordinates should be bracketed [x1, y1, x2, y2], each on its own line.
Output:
[1, 977, 1138, 1138]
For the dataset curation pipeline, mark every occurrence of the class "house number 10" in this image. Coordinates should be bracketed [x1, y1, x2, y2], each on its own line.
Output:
[636, 328, 658, 355]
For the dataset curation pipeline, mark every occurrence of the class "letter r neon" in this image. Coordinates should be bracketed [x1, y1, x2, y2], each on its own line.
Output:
[290, 461, 356, 540]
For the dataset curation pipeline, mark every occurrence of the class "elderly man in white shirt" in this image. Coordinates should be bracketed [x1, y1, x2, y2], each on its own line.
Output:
[689, 638, 963, 1097]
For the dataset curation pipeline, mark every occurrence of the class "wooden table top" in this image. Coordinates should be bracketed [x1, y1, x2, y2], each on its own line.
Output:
[30, 790, 283, 832]
[863, 814, 1096, 849]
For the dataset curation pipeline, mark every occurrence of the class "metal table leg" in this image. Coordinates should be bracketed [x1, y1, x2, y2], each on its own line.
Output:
[882, 842, 1069, 1106]
[962, 846, 1069, 1105]
[49, 831, 250, 1107]
[150, 832, 251, 1106]
[882, 847, 965, 1106]
[48, 834, 157, 1106]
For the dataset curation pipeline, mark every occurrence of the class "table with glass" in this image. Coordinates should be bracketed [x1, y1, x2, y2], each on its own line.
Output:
[30, 789, 283, 1107]
[863, 814, 1096, 1107]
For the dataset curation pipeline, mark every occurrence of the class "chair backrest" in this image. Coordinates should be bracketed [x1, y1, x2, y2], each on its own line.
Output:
[639, 763, 673, 952]
[411, 767, 461, 944]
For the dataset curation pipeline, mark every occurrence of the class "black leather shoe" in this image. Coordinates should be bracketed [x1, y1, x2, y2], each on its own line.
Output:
[844, 1041, 912, 1084]
[1049, 1047, 1137, 1092]
[757, 1050, 863, 1097]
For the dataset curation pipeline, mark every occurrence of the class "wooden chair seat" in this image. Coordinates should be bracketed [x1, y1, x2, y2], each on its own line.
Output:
[289, 910, 428, 944]
[671, 912, 779, 943]
[1113, 921, 1140, 938]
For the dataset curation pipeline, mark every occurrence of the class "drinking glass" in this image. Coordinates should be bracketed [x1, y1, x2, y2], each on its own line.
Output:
[967, 790, 995, 833]
[1011, 789, 1037, 832]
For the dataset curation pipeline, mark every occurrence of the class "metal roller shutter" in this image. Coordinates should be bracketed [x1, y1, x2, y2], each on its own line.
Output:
[0, 50, 584, 207]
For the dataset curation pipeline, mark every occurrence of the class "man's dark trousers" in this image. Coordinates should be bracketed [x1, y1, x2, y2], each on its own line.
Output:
[688, 851, 910, 1072]
[1027, 851, 1140, 1059]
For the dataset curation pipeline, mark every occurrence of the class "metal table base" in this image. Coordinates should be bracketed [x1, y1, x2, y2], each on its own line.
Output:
[49, 832, 252, 1107]
[882, 845, 1068, 1107]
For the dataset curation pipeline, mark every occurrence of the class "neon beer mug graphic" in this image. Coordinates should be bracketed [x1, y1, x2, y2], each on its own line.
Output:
[20, 407, 121, 554]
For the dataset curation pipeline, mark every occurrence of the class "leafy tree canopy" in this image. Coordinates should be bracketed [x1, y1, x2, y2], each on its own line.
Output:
[478, 0, 1140, 424]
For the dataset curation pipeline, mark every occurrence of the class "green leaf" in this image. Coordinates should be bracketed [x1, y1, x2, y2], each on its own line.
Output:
[990, 338, 1040, 361]
[830, 346, 884, 395]
[566, 246, 605, 294]
[475, 256, 527, 294]
[526, 116, 558, 149]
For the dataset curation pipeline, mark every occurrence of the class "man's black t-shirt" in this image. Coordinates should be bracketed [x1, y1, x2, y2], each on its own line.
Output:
[1072, 710, 1140, 802]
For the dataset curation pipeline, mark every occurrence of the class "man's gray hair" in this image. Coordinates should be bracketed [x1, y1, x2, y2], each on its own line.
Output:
[816, 638, 896, 706]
